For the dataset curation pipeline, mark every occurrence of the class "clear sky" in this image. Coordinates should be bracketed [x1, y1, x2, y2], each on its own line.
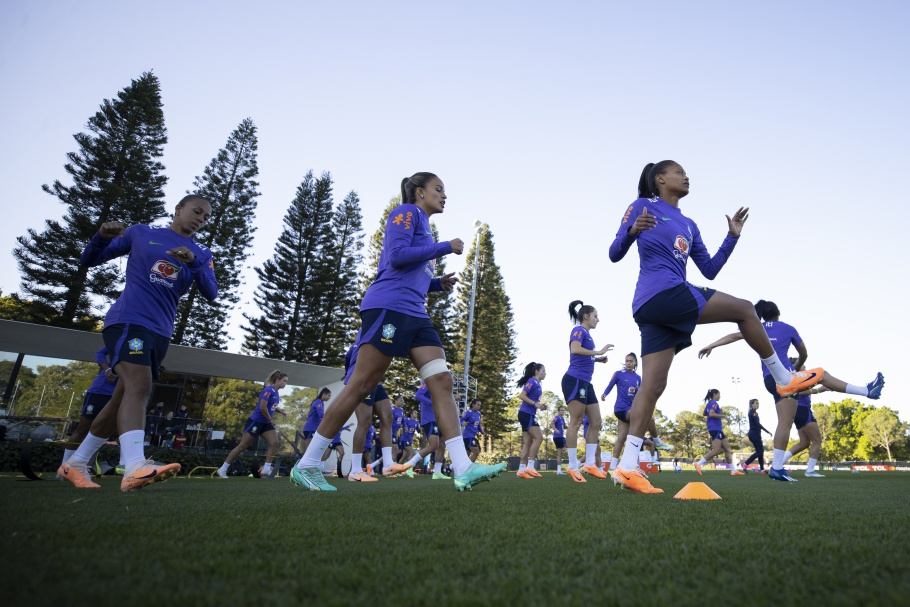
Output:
[1, 1, 908, 429]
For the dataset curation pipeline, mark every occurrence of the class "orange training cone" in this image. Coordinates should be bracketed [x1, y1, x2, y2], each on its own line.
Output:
[673, 482, 721, 500]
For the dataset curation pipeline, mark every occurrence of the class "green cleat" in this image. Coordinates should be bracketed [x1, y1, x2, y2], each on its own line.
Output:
[404, 467, 415, 478]
[454, 462, 507, 492]
[431, 472, 450, 480]
[290, 466, 337, 492]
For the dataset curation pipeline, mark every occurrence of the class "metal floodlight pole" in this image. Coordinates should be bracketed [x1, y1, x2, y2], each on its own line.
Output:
[462, 220, 483, 410]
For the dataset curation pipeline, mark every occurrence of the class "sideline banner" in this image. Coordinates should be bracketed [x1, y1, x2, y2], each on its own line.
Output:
[851, 464, 895, 472]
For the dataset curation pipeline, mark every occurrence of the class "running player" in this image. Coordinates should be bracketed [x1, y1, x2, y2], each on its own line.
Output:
[698, 299, 884, 481]
[408, 382, 448, 479]
[563, 301, 612, 482]
[217, 370, 289, 479]
[291, 173, 506, 491]
[516, 362, 546, 478]
[461, 398, 485, 463]
[59, 195, 217, 491]
[741, 398, 772, 473]
[693, 389, 745, 476]
[398, 410, 420, 472]
[298, 388, 332, 455]
[782, 362, 828, 478]
[59, 347, 118, 474]
[551, 406, 567, 475]
[608, 161, 823, 494]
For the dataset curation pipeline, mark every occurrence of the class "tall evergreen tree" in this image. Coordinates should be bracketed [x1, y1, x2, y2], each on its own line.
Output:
[450, 225, 518, 438]
[242, 171, 334, 362]
[311, 191, 364, 365]
[13, 72, 167, 329]
[172, 118, 260, 350]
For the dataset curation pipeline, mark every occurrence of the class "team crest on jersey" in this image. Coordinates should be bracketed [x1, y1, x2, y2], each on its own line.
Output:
[128, 338, 144, 354]
[151, 260, 181, 279]
[381, 324, 396, 342]
[673, 235, 690, 260]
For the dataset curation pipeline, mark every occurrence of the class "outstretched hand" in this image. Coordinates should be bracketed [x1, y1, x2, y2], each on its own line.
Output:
[726, 207, 749, 236]
[629, 207, 658, 236]
[439, 272, 458, 291]
[698, 346, 713, 359]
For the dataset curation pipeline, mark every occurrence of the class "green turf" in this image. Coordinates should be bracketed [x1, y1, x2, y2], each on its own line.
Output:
[3, 469, 909, 606]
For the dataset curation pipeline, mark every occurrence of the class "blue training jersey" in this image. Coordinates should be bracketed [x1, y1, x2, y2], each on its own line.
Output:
[249, 385, 280, 423]
[566, 326, 596, 383]
[519, 377, 542, 415]
[609, 196, 739, 313]
[553, 415, 566, 439]
[760, 321, 802, 378]
[704, 400, 723, 432]
[364, 425, 376, 450]
[416, 383, 434, 424]
[360, 203, 452, 318]
[392, 406, 404, 434]
[303, 398, 325, 432]
[602, 369, 641, 413]
[461, 410, 483, 439]
[80, 224, 217, 338]
[401, 418, 419, 440]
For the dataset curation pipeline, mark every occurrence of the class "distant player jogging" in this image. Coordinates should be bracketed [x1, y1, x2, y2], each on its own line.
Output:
[217, 370, 289, 479]
[551, 406, 568, 475]
[290, 172, 507, 492]
[693, 389, 746, 476]
[741, 399, 772, 473]
[461, 398, 485, 463]
[562, 301, 612, 482]
[516, 362, 547, 478]
[59, 347, 118, 474]
[698, 299, 884, 481]
[59, 195, 217, 491]
[298, 388, 331, 455]
[607, 161, 823, 494]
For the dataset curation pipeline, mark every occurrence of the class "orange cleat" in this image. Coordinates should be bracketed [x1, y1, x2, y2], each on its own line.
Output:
[348, 471, 378, 482]
[120, 461, 180, 492]
[57, 461, 100, 489]
[777, 368, 824, 397]
[611, 467, 664, 494]
[582, 464, 607, 479]
[731, 471, 746, 476]
[567, 468, 587, 483]
[516, 470, 533, 479]
[384, 462, 412, 476]
[526, 468, 542, 478]
[695, 462, 703, 476]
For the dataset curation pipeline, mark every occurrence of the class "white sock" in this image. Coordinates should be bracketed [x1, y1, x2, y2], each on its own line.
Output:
[118, 451, 125, 467]
[445, 437, 472, 476]
[568, 448, 578, 469]
[783, 450, 793, 464]
[120, 429, 146, 471]
[584, 444, 597, 467]
[807, 458, 817, 473]
[350, 453, 363, 475]
[697, 457, 708, 467]
[619, 435, 644, 470]
[846, 384, 866, 396]
[518, 463, 526, 472]
[219, 462, 229, 473]
[763, 354, 793, 385]
[408, 454, 422, 467]
[61, 448, 76, 466]
[70, 432, 108, 464]
[528, 459, 536, 470]
[371, 456, 383, 469]
[297, 432, 332, 469]
[772, 448, 787, 469]
[433, 462, 442, 474]
[381, 446, 392, 468]
[611, 457, 619, 470]
[262, 463, 272, 474]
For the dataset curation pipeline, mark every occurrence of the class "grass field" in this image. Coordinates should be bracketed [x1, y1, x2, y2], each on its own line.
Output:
[3, 468, 910, 606]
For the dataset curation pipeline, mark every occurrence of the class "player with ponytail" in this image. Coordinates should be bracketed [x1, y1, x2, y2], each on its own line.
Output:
[516, 362, 547, 478]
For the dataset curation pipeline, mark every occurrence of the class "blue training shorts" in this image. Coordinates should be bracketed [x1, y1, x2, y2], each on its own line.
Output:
[561, 374, 598, 405]
[794, 406, 816, 430]
[634, 282, 715, 356]
[80, 392, 110, 420]
[103, 323, 169, 380]
[359, 309, 443, 358]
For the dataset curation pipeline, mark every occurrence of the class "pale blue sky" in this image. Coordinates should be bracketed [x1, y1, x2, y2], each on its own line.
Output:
[1, 1, 907, 428]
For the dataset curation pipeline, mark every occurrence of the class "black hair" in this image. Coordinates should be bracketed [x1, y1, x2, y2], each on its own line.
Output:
[637, 160, 678, 199]
[177, 194, 211, 208]
[625, 352, 639, 371]
[754, 300, 780, 321]
[470, 398, 482, 407]
[400, 172, 439, 204]
[568, 300, 596, 325]
[317, 387, 331, 400]
[749, 398, 759, 407]
[703, 388, 720, 403]
[516, 362, 544, 388]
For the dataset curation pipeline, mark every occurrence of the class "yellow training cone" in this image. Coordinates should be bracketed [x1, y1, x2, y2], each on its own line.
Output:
[673, 482, 722, 500]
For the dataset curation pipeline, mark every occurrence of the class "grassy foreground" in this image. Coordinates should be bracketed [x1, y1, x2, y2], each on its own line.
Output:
[3, 469, 909, 606]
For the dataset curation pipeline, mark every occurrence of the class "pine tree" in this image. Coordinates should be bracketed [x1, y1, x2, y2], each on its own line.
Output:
[172, 118, 260, 350]
[242, 171, 334, 362]
[12, 72, 167, 329]
[310, 191, 364, 365]
[450, 225, 518, 438]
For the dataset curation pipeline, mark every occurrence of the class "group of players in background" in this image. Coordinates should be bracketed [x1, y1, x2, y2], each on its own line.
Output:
[56, 161, 885, 494]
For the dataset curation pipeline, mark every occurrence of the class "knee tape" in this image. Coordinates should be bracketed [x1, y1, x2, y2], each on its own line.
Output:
[419, 359, 449, 381]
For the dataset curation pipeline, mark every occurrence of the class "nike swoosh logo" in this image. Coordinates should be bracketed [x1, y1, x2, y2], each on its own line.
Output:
[149, 241, 164, 245]
[661, 217, 671, 221]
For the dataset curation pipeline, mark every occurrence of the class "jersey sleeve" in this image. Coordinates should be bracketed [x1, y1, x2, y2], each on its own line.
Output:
[602, 372, 619, 397]
[81, 226, 136, 267]
[609, 199, 646, 263]
[386, 206, 452, 268]
[688, 223, 739, 280]
[188, 246, 218, 301]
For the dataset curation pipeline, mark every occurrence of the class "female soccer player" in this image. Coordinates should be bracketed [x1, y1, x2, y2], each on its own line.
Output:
[516, 362, 546, 478]
[563, 301, 612, 482]
[291, 173, 505, 491]
[551, 406, 567, 475]
[408, 382, 449, 479]
[782, 363, 828, 478]
[298, 388, 331, 454]
[59, 347, 118, 474]
[461, 398, 485, 463]
[693, 389, 745, 476]
[292, 174, 505, 491]
[322, 425, 352, 478]
[741, 399, 772, 473]
[398, 410, 420, 472]
[607, 161, 823, 493]
[217, 370, 289, 479]
[699, 299, 884, 481]
[59, 195, 217, 491]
